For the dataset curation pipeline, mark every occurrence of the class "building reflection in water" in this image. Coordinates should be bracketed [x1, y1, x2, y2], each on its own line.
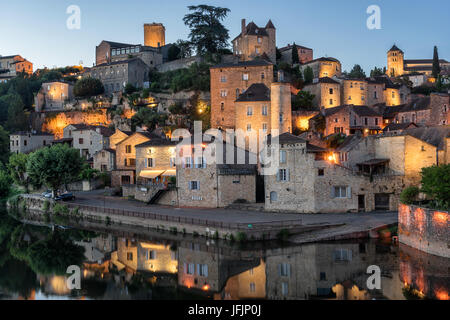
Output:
[17, 232, 449, 300]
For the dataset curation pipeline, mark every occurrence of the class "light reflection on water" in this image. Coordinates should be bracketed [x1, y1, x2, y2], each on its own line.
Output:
[0, 215, 448, 300]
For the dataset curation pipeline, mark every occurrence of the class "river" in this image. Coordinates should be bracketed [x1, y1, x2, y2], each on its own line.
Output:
[0, 207, 448, 300]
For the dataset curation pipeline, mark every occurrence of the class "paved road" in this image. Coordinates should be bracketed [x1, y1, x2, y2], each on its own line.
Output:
[67, 190, 397, 227]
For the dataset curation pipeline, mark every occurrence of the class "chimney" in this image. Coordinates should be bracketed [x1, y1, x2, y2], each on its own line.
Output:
[241, 19, 246, 37]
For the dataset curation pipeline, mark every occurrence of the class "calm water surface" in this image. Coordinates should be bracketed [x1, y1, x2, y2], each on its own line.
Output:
[0, 209, 448, 300]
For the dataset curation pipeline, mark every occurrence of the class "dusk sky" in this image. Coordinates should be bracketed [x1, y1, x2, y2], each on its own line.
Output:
[1, 0, 449, 73]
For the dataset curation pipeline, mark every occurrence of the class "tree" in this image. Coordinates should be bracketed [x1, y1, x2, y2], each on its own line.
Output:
[0, 170, 12, 199]
[303, 66, 314, 84]
[183, 5, 231, 55]
[73, 78, 104, 97]
[348, 64, 366, 79]
[276, 47, 282, 61]
[292, 91, 316, 110]
[176, 39, 193, 59]
[370, 66, 385, 77]
[420, 164, 450, 210]
[167, 44, 181, 62]
[291, 43, 299, 64]
[131, 107, 168, 132]
[26, 144, 84, 196]
[432, 46, 441, 78]
[400, 186, 420, 205]
[1, 93, 28, 132]
[124, 83, 138, 95]
[8, 153, 29, 192]
[0, 125, 10, 166]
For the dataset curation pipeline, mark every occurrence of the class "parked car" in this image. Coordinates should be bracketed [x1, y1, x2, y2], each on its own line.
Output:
[55, 192, 75, 201]
[41, 190, 53, 198]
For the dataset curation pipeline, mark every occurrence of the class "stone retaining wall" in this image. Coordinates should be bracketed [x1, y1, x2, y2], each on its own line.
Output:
[399, 204, 449, 258]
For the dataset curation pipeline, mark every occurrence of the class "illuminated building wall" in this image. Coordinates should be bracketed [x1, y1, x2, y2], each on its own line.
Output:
[144, 23, 166, 48]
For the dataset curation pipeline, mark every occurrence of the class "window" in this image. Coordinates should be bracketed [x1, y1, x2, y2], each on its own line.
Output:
[186, 263, 195, 275]
[250, 283, 256, 293]
[183, 157, 192, 168]
[146, 158, 155, 168]
[189, 181, 199, 190]
[270, 191, 278, 202]
[330, 99, 333, 105]
[277, 169, 289, 181]
[195, 157, 207, 169]
[79, 138, 84, 145]
[348, 96, 352, 101]
[247, 106, 253, 116]
[361, 95, 365, 101]
[242, 73, 249, 81]
[262, 105, 268, 115]
[320, 272, 327, 281]
[364, 118, 368, 125]
[280, 150, 287, 164]
[375, 118, 379, 126]
[281, 282, 289, 296]
[334, 249, 352, 261]
[374, 91, 378, 99]
[128, 159, 136, 166]
[257, 37, 262, 44]
[318, 169, 324, 176]
[220, 90, 227, 97]
[279, 114, 283, 123]
[280, 263, 291, 277]
[146, 250, 156, 260]
[125, 145, 132, 153]
[261, 72, 265, 80]
[220, 102, 224, 111]
[255, 47, 260, 54]
[198, 264, 208, 277]
[392, 91, 395, 98]
[329, 88, 333, 94]
[220, 76, 227, 83]
[262, 123, 268, 132]
[334, 186, 349, 198]
[334, 118, 338, 123]
[127, 252, 133, 261]
[247, 124, 252, 132]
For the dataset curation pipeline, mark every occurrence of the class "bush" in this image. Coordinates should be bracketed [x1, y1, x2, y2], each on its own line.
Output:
[236, 232, 247, 242]
[73, 78, 104, 97]
[420, 164, 450, 210]
[400, 186, 420, 205]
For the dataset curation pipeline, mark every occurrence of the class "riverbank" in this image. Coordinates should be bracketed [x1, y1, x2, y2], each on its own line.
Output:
[10, 192, 398, 242]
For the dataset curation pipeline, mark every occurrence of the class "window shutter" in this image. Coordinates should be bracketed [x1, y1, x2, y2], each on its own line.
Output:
[144, 158, 148, 168]
[197, 181, 200, 190]
[184, 263, 187, 274]
[287, 264, 291, 277]
[286, 169, 290, 182]
[204, 265, 208, 277]
[347, 186, 352, 198]
[277, 170, 280, 181]
[197, 264, 200, 275]
[278, 264, 282, 276]
[188, 182, 192, 190]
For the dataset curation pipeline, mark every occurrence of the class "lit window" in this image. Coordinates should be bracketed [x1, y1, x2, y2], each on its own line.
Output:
[242, 73, 249, 81]
[262, 105, 268, 115]
[247, 106, 253, 116]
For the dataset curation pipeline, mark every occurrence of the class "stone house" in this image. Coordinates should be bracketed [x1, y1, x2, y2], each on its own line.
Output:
[35, 80, 74, 112]
[176, 139, 257, 208]
[63, 124, 113, 159]
[234, 82, 292, 152]
[279, 43, 313, 65]
[85, 58, 150, 94]
[298, 57, 342, 80]
[303, 77, 341, 109]
[109, 128, 133, 149]
[232, 19, 276, 64]
[0, 55, 33, 83]
[111, 131, 159, 186]
[93, 148, 116, 172]
[134, 137, 177, 186]
[263, 133, 405, 213]
[322, 105, 383, 136]
[9, 131, 54, 154]
[210, 59, 274, 130]
[383, 122, 418, 134]
[95, 40, 162, 68]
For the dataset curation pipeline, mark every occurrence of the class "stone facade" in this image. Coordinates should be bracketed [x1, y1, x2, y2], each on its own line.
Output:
[399, 204, 449, 258]
[303, 77, 341, 109]
[323, 105, 383, 136]
[95, 40, 162, 68]
[0, 55, 33, 82]
[86, 58, 150, 94]
[232, 19, 276, 63]
[63, 124, 113, 159]
[298, 57, 342, 79]
[9, 131, 54, 154]
[34, 81, 74, 112]
[279, 44, 313, 65]
[210, 60, 274, 129]
[109, 129, 132, 149]
[143, 23, 165, 48]
[93, 148, 116, 172]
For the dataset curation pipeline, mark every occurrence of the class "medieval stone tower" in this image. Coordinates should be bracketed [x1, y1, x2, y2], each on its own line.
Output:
[387, 44, 404, 77]
[144, 23, 165, 48]
[270, 82, 292, 135]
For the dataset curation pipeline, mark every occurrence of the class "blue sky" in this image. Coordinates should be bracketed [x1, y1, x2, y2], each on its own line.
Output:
[1, 0, 449, 74]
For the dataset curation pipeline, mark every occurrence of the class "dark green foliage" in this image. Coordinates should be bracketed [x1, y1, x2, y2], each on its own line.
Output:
[73, 78, 104, 97]
[148, 62, 210, 93]
[8, 153, 29, 192]
[168, 102, 185, 115]
[420, 164, 450, 210]
[26, 144, 84, 194]
[400, 186, 420, 205]
[432, 46, 441, 78]
[0, 125, 10, 165]
[348, 64, 367, 79]
[183, 5, 230, 55]
[131, 107, 168, 132]
[124, 83, 138, 95]
[292, 91, 316, 110]
[0, 170, 12, 199]
[0, 93, 29, 132]
[168, 44, 182, 62]
[303, 66, 314, 84]
[370, 66, 385, 77]
[291, 43, 299, 64]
